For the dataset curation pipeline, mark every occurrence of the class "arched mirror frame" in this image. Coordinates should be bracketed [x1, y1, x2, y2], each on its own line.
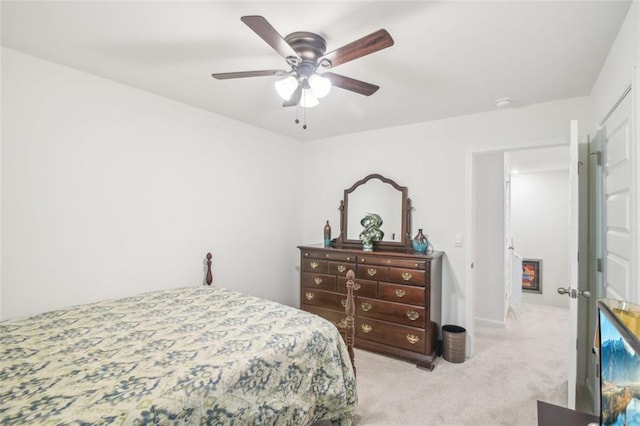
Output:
[333, 174, 413, 251]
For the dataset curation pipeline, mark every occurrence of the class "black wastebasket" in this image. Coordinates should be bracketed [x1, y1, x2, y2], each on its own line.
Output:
[442, 324, 466, 363]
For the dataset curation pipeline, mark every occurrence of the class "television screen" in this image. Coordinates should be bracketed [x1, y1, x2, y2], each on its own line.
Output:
[598, 299, 640, 426]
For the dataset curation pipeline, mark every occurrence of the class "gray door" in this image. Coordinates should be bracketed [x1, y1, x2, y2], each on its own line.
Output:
[602, 91, 634, 302]
[586, 88, 634, 413]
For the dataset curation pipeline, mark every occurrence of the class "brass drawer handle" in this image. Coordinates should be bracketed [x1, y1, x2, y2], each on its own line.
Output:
[353, 283, 361, 291]
[341, 299, 347, 308]
[401, 272, 413, 281]
[305, 292, 314, 301]
[406, 334, 420, 344]
[310, 262, 319, 269]
[395, 289, 406, 298]
[361, 324, 372, 333]
[407, 311, 419, 321]
[361, 302, 372, 312]
[367, 268, 377, 277]
[314, 277, 323, 285]
[337, 265, 346, 273]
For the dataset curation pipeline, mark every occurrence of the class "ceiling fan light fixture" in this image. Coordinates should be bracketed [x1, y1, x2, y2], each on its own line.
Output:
[300, 88, 319, 108]
[308, 73, 331, 99]
[275, 75, 299, 101]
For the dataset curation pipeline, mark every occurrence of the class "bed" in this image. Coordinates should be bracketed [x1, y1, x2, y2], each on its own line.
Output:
[0, 253, 357, 425]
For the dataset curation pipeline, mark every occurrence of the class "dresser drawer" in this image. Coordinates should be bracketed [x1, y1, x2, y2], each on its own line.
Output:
[356, 296, 426, 328]
[357, 264, 389, 281]
[337, 276, 377, 298]
[357, 317, 426, 353]
[328, 261, 356, 277]
[358, 255, 427, 270]
[389, 267, 427, 286]
[304, 305, 347, 328]
[379, 282, 425, 305]
[301, 250, 355, 262]
[301, 272, 337, 291]
[302, 289, 352, 311]
[301, 258, 328, 274]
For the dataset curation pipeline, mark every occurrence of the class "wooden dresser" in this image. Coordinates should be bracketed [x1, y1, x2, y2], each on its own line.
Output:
[299, 245, 443, 370]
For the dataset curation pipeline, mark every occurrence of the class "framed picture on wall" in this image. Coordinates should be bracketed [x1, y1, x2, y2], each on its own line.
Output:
[522, 259, 542, 293]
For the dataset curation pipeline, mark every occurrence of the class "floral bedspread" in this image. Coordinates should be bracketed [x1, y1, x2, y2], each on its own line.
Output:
[0, 286, 357, 425]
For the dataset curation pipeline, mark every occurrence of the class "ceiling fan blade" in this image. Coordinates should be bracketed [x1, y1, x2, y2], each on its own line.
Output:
[241, 15, 299, 61]
[283, 84, 302, 107]
[320, 29, 394, 68]
[211, 70, 286, 80]
[323, 72, 379, 96]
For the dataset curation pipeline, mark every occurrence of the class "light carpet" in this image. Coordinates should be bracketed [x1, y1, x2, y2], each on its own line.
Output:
[351, 303, 569, 425]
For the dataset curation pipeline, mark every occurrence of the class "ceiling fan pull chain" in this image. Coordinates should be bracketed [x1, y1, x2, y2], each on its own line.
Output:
[294, 104, 302, 127]
[303, 103, 307, 130]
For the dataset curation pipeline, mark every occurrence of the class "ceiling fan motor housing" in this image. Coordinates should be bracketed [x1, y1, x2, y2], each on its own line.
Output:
[285, 32, 327, 61]
[285, 31, 331, 79]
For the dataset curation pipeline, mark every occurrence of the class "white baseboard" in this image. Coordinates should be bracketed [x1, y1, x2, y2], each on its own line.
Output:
[475, 317, 506, 328]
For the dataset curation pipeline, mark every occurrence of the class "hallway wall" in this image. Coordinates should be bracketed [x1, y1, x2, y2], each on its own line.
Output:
[474, 151, 507, 325]
[511, 170, 570, 308]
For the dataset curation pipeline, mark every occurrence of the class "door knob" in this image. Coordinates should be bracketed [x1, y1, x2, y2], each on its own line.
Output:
[557, 287, 591, 299]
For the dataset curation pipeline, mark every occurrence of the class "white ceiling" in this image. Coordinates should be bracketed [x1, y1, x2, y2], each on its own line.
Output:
[1, 1, 631, 142]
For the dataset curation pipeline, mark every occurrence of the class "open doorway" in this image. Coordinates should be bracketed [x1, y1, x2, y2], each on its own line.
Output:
[473, 145, 571, 329]
[472, 141, 594, 409]
[509, 146, 571, 309]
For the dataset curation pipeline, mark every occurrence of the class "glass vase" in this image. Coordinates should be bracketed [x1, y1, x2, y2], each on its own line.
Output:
[323, 220, 331, 248]
[412, 229, 429, 253]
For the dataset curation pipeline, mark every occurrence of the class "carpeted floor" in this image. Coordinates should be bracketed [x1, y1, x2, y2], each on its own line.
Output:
[351, 303, 569, 425]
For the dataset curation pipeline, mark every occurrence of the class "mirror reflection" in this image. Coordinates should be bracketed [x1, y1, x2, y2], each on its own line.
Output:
[347, 179, 402, 242]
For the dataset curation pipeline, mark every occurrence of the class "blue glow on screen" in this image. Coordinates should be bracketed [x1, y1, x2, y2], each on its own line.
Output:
[600, 310, 640, 426]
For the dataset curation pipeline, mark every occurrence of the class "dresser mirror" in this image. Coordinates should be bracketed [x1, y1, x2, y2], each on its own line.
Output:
[335, 174, 412, 251]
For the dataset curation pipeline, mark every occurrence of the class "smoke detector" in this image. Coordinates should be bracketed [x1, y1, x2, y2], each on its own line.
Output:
[495, 98, 513, 109]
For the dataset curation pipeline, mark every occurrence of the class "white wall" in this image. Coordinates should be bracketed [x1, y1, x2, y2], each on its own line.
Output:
[1, 48, 303, 320]
[0, 39, 3, 320]
[302, 96, 591, 329]
[474, 151, 506, 325]
[3, 3, 635, 327]
[512, 171, 570, 309]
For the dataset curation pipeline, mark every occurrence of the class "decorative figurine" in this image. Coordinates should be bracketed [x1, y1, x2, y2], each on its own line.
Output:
[359, 213, 384, 252]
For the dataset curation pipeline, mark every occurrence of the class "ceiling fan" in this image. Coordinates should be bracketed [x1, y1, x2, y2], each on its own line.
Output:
[211, 16, 394, 109]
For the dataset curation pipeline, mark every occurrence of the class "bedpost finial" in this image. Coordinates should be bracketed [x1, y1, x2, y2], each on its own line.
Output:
[206, 252, 213, 286]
